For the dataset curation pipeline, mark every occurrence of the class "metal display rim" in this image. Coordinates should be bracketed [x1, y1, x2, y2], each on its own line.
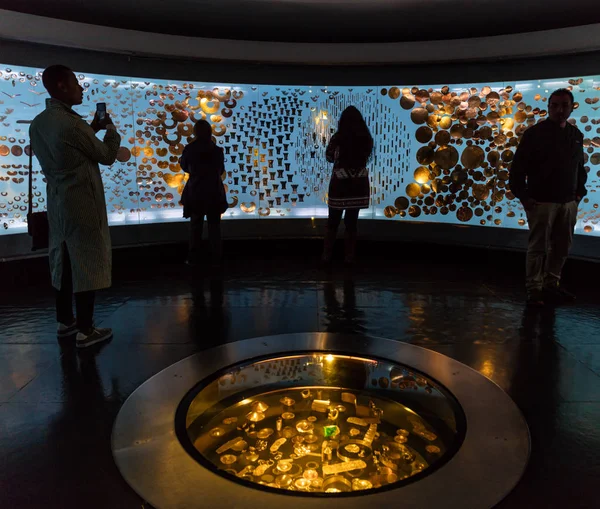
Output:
[112, 333, 530, 509]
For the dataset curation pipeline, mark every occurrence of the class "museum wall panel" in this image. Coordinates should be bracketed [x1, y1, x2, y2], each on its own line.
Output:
[1, 62, 599, 244]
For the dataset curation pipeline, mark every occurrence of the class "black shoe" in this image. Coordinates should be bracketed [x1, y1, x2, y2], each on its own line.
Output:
[543, 284, 576, 303]
[526, 289, 545, 306]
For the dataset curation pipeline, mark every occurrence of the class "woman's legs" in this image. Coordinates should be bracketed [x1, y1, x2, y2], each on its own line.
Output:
[206, 212, 222, 264]
[188, 213, 205, 264]
[322, 208, 343, 262]
[343, 209, 359, 263]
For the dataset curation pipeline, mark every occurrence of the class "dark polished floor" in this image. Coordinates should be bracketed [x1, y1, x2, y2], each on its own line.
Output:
[1, 239, 599, 509]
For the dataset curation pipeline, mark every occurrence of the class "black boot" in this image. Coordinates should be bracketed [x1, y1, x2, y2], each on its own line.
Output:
[321, 227, 337, 264]
[344, 231, 357, 264]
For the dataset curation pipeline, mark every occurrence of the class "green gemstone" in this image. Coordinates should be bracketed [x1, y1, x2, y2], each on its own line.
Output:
[323, 425, 340, 438]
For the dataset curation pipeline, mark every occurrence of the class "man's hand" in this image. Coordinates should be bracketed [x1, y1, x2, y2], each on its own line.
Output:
[522, 198, 538, 211]
[90, 112, 114, 133]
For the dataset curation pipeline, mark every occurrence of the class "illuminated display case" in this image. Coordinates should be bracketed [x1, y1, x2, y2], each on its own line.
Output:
[177, 353, 464, 494]
[1, 64, 598, 236]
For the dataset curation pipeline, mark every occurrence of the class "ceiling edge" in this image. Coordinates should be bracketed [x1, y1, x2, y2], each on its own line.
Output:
[2, 10, 600, 65]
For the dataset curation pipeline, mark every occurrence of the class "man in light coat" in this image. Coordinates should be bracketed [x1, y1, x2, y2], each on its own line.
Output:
[30, 65, 121, 348]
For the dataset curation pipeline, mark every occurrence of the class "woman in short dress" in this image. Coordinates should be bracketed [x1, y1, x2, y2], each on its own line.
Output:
[322, 106, 373, 264]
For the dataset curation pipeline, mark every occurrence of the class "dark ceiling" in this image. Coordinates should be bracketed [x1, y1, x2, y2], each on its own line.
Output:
[2, 0, 599, 43]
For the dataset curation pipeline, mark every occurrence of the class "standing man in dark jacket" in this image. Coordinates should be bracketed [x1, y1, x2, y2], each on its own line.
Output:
[509, 88, 587, 305]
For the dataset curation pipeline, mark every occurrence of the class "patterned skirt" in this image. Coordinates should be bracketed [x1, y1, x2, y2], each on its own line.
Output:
[327, 167, 370, 210]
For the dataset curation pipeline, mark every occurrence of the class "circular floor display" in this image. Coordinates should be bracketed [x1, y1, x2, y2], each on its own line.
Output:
[179, 353, 464, 494]
[112, 334, 530, 508]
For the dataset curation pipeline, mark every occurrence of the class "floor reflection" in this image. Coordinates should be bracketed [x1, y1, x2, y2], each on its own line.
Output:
[58, 339, 122, 407]
[189, 271, 230, 347]
[322, 274, 366, 333]
[520, 306, 557, 342]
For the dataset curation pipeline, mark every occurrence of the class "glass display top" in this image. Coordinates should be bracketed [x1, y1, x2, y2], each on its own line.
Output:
[178, 353, 465, 495]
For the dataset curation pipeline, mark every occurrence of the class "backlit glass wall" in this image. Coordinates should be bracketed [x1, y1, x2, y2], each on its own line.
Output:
[1, 64, 599, 235]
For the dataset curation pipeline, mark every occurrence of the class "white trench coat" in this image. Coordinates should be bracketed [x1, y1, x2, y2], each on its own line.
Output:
[30, 99, 121, 293]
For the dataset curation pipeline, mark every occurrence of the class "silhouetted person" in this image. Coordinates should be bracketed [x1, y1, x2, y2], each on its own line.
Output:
[30, 65, 120, 348]
[510, 88, 587, 306]
[180, 120, 227, 267]
[321, 106, 373, 264]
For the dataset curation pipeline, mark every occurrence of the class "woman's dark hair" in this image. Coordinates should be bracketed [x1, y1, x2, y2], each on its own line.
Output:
[335, 106, 373, 167]
[194, 120, 213, 142]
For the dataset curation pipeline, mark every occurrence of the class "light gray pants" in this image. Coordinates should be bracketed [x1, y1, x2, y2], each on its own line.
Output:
[526, 201, 577, 292]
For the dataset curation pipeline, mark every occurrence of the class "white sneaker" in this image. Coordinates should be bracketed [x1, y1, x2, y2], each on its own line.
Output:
[57, 321, 78, 338]
[76, 328, 113, 348]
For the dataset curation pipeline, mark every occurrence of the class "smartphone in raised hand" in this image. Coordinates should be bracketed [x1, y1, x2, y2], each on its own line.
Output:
[96, 102, 107, 121]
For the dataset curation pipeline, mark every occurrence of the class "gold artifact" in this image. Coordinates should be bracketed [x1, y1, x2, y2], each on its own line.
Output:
[395, 197, 409, 211]
[216, 438, 245, 454]
[384, 206, 397, 218]
[406, 183, 421, 198]
[352, 479, 373, 491]
[270, 438, 287, 453]
[275, 460, 293, 473]
[414, 166, 430, 184]
[303, 469, 318, 480]
[244, 451, 259, 462]
[253, 460, 273, 476]
[256, 428, 274, 439]
[294, 478, 311, 490]
[400, 94, 415, 110]
[311, 399, 330, 413]
[434, 146, 459, 170]
[304, 434, 319, 444]
[411, 108, 428, 125]
[296, 420, 314, 433]
[282, 427, 297, 438]
[252, 401, 269, 413]
[323, 460, 367, 476]
[347, 417, 368, 427]
[209, 427, 226, 438]
[275, 474, 293, 488]
[246, 411, 265, 423]
[220, 454, 237, 465]
[388, 87, 400, 100]
[231, 440, 248, 452]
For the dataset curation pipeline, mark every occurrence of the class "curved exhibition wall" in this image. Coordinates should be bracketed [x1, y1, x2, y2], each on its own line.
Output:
[1, 62, 600, 253]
